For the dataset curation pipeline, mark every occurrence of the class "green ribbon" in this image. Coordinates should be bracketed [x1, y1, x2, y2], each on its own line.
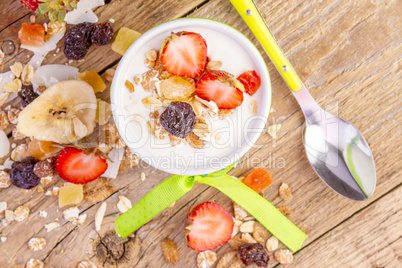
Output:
[115, 165, 307, 252]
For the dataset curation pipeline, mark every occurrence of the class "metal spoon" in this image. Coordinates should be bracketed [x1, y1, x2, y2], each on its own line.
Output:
[230, 0, 376, 200]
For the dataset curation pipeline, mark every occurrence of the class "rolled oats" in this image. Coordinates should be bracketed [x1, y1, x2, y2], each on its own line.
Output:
[278, 206, 292, 215]
[253, 222, 270, 242]
[140, 70, 159, 91]
[233, 203, 248, 220]
[63, 206, 79, 221]
[10, 62, 23, 77]
[266, 236, 279, 251]
[77, 260, 97, 268]
[72, 213, 87, 225]
[14, 206, 30, 221]
[21, 64, 34, 85]
[146, 49, 158, 61]
[197, 250, 217, 268]
[145, 58, 155, 69]
[117, 196, 132, 213]
[279, 182, 292, 201]
[7, 108, 20, 124]
[275, 249, 293, 264]
[241, 232, 257, 243]
[0, 171, 11, 188]
[12, 128, 25, 140]
[44, 222, 60, 232]
[240, 220, 254, 233]
[28, 237, 46, 251]
[161, 238, 179, 265]
[11, 144, 29, 161]
[0, 92, 10, 106]
[26, 258, 44, 268]
[0, 110, 9, 130]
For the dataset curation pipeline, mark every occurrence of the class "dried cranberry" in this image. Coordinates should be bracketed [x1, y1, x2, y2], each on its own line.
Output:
[238, 243, 269, 267]
[33, 156, 57, 178]
[63, 22, 94, 60]
[91, 22, 114, 46]
[18, 85, 39, 107]
[160, 102, 196, 138]
[11, 157, 40, 189]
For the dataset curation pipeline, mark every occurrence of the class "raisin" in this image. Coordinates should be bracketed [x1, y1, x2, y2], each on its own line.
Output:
[11, 157, 40, 189]
[91, 22, 114, 46]
[160, 102, 196, 139]
[18, 85, 39, 107]
[238, 243, 269, 267]
[63, 22, 94, 60]
[33, 156, 57, 178]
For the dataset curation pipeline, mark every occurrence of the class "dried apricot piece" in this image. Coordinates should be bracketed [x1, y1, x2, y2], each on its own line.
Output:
[111, 27, 142, 55]
[18, 23, 45, 47]
[243, 168, 272, 192]
[77, 71, 106, 93]
[160, 76, 195, 101]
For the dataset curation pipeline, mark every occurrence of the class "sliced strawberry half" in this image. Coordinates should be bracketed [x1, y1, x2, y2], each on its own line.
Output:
[160, 31, 208, 78]
[237, 70, 261, 96]
[56, 147, 108, 184]
[196, 70, 244, 109]
[186, 202, 234, 251]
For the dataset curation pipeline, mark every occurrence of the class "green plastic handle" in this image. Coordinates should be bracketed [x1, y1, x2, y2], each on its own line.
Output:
[230, 0, 302, 92]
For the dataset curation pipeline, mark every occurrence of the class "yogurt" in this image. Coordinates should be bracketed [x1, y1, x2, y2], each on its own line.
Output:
[111, 18, 271, 175]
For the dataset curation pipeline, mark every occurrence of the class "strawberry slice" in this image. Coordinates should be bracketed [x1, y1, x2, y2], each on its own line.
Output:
[186, 202, 234, 251]
[237, 70, 261, 95]
[56, 147, 108, 184]
[160, 31, 207, 78]
[196, 70, 244, 109]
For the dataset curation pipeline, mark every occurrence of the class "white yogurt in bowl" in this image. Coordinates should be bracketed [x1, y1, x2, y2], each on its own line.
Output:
[111, 18, 271, 175]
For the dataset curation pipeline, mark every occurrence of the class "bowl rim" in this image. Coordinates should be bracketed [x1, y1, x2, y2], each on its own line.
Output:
[111, 17, 271, 175]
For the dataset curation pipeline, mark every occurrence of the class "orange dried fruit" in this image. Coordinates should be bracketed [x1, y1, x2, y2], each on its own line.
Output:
[58, 184, 84, 207]
[160, 76, 195, 101]
[161, 238, 179, 264]
[27, 139, 61, 160]
[243, 168, 272, 192]
[18, 23, 45, 47]
[77, 71, 106, 93]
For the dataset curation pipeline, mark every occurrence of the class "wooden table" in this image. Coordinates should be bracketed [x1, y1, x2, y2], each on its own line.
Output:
[1, 0, 401, 267]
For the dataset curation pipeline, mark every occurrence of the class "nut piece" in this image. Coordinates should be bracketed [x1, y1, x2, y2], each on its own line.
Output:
[278, 206, 292, 216]
[117, 196, 132, 213]
[84, 178, 113, 203]
[241, 233, 257, 243]
[232, 224, 239, 237]
[21, 64, 34, 85]
[44, 222, 60, 232]
[142, 96, 162, 110]
[95, 202, 107, 231]
[11, 144, 29, 161]
[146, 49, 157, 61]
[274, 249, 293, 264]
[253, 222, 270, 242]
[77, 260, 97, 268]
[26, 258, 44, 268]
[197, 250, 217, 268]
[28, 237, 46, 251]
[228, 235, 243, 250]
[5, 210, 15, 221]
[125, 80, 135, 93]
[266, 236, 279, 252]
[279, 182, 292, 200]
[0, 170, 11, 188]
[104, 68, 115, 82]
[63, 206, 79, 221]
[14, 206, 30, 221]
[234, 203, 248, 220]
[240, 220, 254, 233]
[72, 213, 87, 225]
[161, 238, 179, 265]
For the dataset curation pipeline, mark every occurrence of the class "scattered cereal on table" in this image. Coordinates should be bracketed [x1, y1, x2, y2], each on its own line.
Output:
[278, 206, 292, 215]
[252, 222, 270, 242]
[77, 260, 97, 268]
[197, 250, 217, 268]
[63, 206, 80, 222]
[233, 203, 248, 220]
[0, 171, 11, 188]
[240, 220, 254, 233]
[279, 182, 292, 201]
[26, 258, 44, 268]
[14, 205, 29, 221]
[266, 236, 279, 252]
[275, 249, 293, 264]
[28, 237, 46, 251]
[161, 238, 179, 265]
[44, 222, 60, 232]
[117, 196, 132, 213]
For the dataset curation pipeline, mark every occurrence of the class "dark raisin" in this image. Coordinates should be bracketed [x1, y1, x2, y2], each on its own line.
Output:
[238, 243, 269, 267]
[11, 157, 40, 189]
[18, 85, 39, 107]
[91, 22, 114, 46]
[33, 156, 57, 178]
[63, 22, 94, 60]
[160, 102, 196, 139]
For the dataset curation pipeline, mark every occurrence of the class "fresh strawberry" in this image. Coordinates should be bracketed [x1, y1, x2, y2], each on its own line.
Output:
[185, 202, 234, 251]
[20, 0, 40, 12]
[56, 147, 108, 184]
[160, 31, 208, 79]
[19, 0, 79, 22]
[237, 70, 261, 95]
[196, 70, 244, 109]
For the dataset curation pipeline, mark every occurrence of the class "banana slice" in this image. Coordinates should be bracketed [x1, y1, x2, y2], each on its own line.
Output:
[17, 80, 97, 144]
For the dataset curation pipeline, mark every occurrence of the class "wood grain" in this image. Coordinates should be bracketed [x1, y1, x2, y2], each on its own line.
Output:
[0, 0, 401, 267]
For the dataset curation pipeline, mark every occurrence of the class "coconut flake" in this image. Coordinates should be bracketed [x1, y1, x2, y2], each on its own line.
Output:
[31, 64, 79, 91]
[0, 130, 10, 158]
[0, 72, 15, 94]
[102, 148, 124, 179]
[65, 0, 104, 24]
[95, 202, 106, 231]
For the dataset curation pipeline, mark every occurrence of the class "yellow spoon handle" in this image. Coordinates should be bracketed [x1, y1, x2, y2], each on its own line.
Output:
[230, 0, 302, 92]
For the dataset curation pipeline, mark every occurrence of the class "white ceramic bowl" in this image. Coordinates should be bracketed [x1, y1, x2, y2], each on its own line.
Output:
[111, 18, 271, 175]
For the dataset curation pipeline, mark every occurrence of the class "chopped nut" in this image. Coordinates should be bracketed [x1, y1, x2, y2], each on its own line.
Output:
[142, 96, 162, 110]
[0, 92, 10, 106]
[28, 237, 46, 251]
[279, 182, 292, 200]
[266, 236, 279, 251]
[185, 132, 205, 149]
[232, 224, 239, 237]
[140, 70, 159, 91]
[10, 62, 23, 77]
[275, 249, 293, 264]
[12, 128, 25, 140]
[0, 170, 11, 188]
[234, 203, 248, 220]
[14, 205, 29, 221]
[241, 232, 257, 243]
[216, 251, 240, 268]
[26, 258, 44, 268]
[95, 202, 107, 231]
[44, 222, 60, 232]
[228, 236, 243, 250]
[197, 250, 217, 268]
[125, 80, 135, 93]
[0, 110, 9, 130]
[206, 60, 222, 70]
[249, 100, 258, 114]
[161, 238, 179, 264]
[21, 64, 34, 85]
[240, 220, 255, 233]
[63, 206, 79, 221]
[267, 124, 282, 139]
[146, 49, 158, 61]
[77, 260, 97, 268]
[3, 79, 21, 94]
[278, 206, 292, 215]
[117, 196, 132, 213]
[85, 185, 114, 203]
[253, 222, 270, 242]
[0, 201, 7, 213]
[233, 218, 242, 226]
[104, 68, 115, 82]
